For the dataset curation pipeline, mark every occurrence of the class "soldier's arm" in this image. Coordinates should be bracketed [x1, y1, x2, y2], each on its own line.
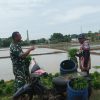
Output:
[19, 46, 35, 58]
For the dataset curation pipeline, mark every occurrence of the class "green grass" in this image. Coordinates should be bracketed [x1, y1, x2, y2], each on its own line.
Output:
[0, 96, 12, 100]
[90, 90, 100, 100]
[0, 72, 100, 100]
[93, 66, 100, 69]
[0, 89, 100, 100]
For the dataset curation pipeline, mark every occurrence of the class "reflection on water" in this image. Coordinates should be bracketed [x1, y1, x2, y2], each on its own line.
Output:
[0, 48, 67, 81]
[0, 48, 100, 81]
[70, 44, 100, 49]
[0, 48, 64, 57]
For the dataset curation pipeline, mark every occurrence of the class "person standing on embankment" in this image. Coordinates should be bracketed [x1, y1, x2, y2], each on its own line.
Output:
[10, 31, 35, 92]
[76, 34, 91, 76]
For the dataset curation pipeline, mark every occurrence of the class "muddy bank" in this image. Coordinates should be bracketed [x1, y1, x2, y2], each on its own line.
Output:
[0, 51, 66, 59]
[90, 52, 100, 55]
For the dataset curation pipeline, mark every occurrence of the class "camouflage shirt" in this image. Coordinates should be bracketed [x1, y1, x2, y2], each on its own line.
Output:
[10, 42, 30, 92]
[10, 42, 24, 66]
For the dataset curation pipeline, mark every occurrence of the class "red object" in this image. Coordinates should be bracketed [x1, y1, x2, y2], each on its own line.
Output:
[34, 69, 46, 75]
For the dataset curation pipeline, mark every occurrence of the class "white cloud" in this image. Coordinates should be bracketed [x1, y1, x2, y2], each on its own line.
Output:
[0, 0, 51, 19]
[32, 0, 51, 4]
[4, 0, 50, 6]
[41, 9, 59, 16]
[0, 0, 51, 11]
[0, 0, 100, 39]
[48, 6, 100, 25]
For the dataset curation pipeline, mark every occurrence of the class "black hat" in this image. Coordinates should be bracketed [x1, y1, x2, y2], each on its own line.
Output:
[78, 34, 85, 39]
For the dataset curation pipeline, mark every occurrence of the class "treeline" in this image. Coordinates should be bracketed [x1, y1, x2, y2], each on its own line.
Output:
[0, 30, 100, 48]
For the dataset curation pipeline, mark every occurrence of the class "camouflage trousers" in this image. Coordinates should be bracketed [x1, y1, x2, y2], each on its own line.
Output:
[13, 65, 30, 92]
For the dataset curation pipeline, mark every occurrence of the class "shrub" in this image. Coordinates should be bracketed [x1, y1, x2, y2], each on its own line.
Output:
[0, 88, 3, 95]
[92, 80, 100, 89]
[0, 80, 4, 84]
[68, 48, 78, 58]
[4, 86, 13, 94]
[54, 73, 60, 77]
[90, 72, 100, 89]
[68, 48, 78, 64]
[70, 77, 88, 90]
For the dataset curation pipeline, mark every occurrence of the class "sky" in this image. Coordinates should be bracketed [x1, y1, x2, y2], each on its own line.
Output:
[0, 0, 100, 40]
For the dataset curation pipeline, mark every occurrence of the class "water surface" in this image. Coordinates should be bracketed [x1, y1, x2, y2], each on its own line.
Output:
[0, 48, 100, 81]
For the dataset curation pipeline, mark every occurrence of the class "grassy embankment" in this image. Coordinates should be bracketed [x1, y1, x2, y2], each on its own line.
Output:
[0, 72, 100, 100]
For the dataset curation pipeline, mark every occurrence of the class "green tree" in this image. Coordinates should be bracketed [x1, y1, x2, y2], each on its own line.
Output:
[71, 34, 78, 39]
[63, 35, 71, 42]
[30, 40, 36, 44]
[2, 37, 12, 47]
[50, 33, 64, 43]
[36, 38, 47, 44]
[0, 39, 2, 47]
[87, 31, 92, 37]
[21, 40, 30, 46]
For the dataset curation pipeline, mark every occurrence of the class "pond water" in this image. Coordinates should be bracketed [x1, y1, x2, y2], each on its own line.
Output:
[0, 48, 100, 81]
[0, 48, 67, 80]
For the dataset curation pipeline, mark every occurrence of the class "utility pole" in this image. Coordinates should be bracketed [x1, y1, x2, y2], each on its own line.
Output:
[27, 30, 30, 44]
[81, 25, 83, 34]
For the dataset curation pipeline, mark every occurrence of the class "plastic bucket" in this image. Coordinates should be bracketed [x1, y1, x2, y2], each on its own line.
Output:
[60, 60, 76, 75]
[52, 76, 67, 93]
[67, 80, 88, 100]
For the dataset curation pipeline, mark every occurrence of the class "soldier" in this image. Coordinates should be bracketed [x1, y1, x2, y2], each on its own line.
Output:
[10, 31, 35, 92]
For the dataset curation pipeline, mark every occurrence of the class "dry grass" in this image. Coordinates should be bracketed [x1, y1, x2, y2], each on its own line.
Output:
[90, 89, 100, 100]
[0, 90, 100, 100]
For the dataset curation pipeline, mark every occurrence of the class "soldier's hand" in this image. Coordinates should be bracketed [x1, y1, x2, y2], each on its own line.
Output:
[30, 46, 35, 51]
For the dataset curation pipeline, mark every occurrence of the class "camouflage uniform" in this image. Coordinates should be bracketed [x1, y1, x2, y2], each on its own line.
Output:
[10, 42, 30, 92]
